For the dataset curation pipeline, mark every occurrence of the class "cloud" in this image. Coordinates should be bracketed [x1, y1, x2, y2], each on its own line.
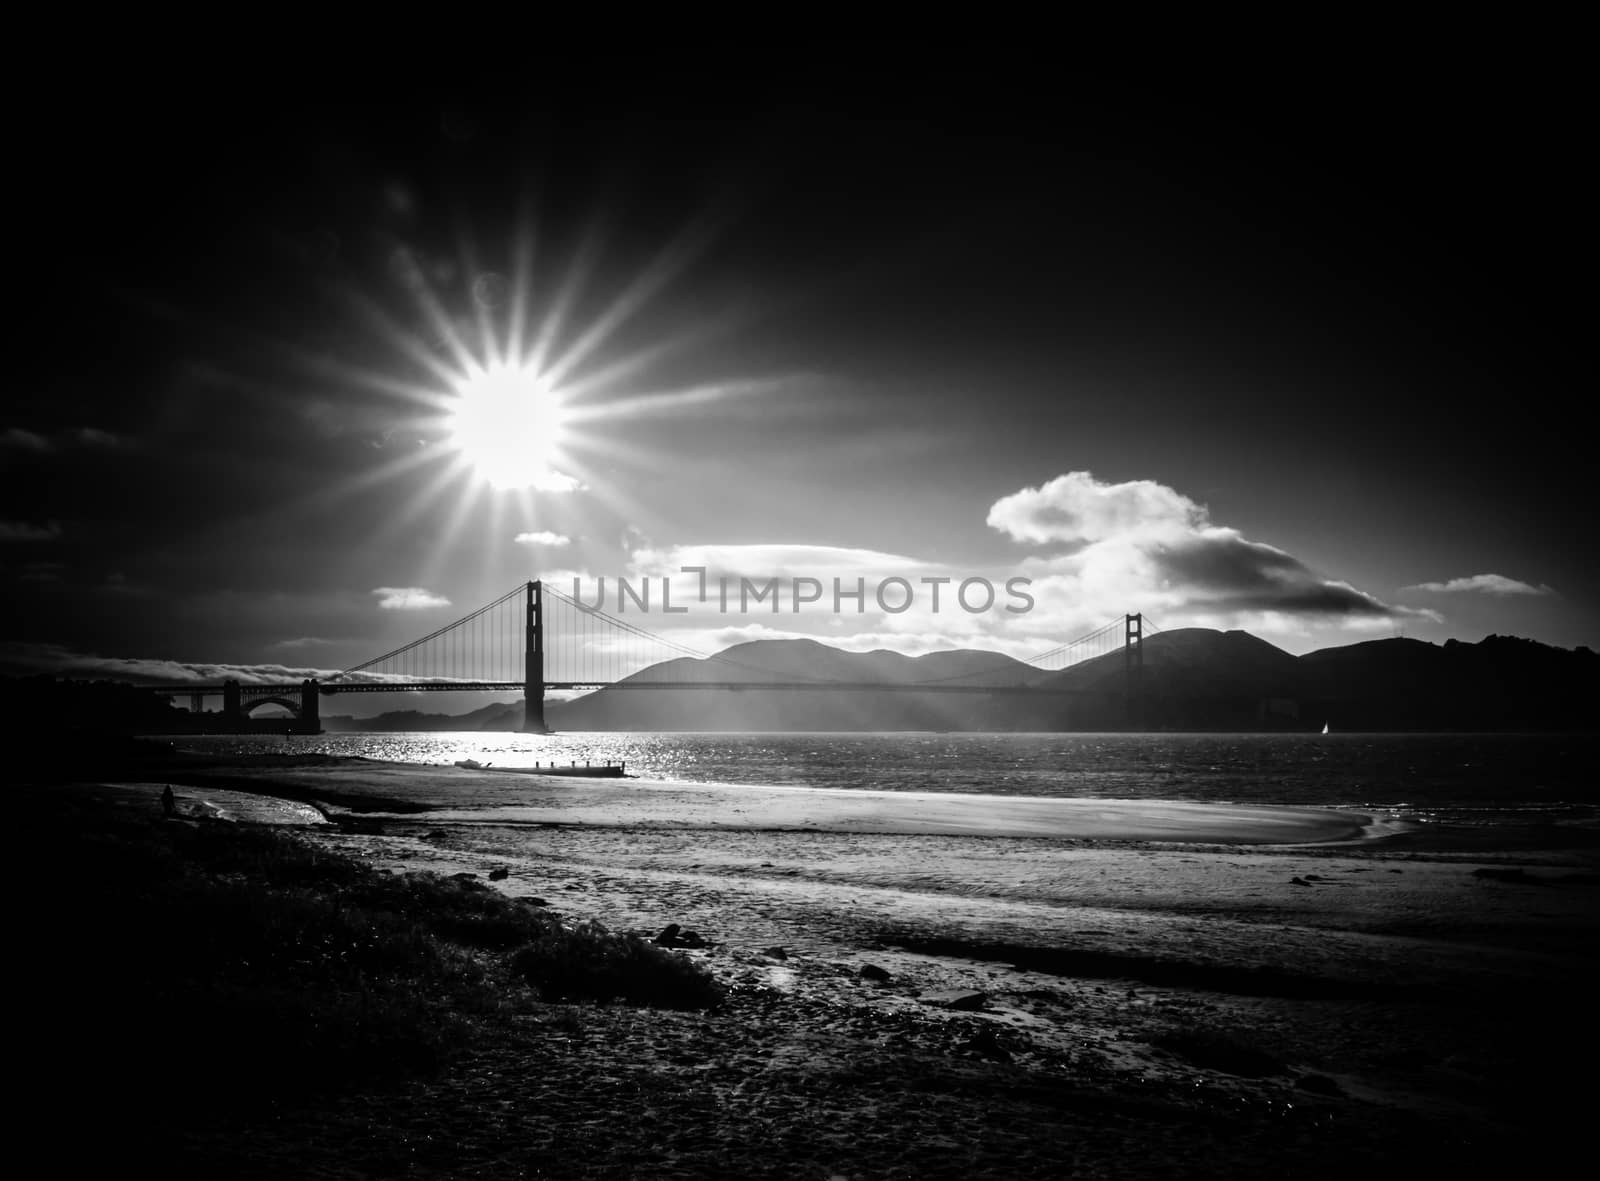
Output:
[1402, 573, 1553, 596]
[1148, 530, 1401, 617]
[0, 641, 334, 685]
[0, 520, 62, 542]
[623, 543, 936, 613]
[372, 586, 452, 610]
[0, 428, 52, 452]
[677, 622, 1050, 660]
[0, 641, 464, 687]
[514, 531, 571, 547]
[987, 472, 1206, 545]
[14, 561, 64, 582]
[533, 471, 584, 493]
[271, 636, 338, 649]
[0, 426, 125, 454]
[630, 543, 930, 580]
[75, 427, 124, 449]
[989, 472, 1421, 629]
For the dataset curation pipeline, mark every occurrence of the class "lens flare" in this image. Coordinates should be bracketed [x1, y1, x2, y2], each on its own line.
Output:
[448, 364, 569, 489]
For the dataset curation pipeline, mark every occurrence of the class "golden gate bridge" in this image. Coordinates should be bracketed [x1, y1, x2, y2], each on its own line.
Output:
[154, 581, 1153, 733]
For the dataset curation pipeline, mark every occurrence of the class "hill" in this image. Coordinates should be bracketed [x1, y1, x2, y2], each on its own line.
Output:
[321, 700, 523, 732]
[546, 631, 1598, 732]
[305, 631, 1597, 734]
[550, 639, 1043, 732]
[1299, 634, 1598, 730]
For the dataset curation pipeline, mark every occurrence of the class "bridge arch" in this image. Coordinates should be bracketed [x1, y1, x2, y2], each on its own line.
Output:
[241, 696, 302, 717]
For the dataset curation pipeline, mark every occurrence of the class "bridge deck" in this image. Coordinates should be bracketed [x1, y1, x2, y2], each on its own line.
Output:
[152, 680, 1093, 697]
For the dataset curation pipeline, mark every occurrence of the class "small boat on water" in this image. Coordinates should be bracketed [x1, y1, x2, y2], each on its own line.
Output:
[1321, 723, 1330, 735]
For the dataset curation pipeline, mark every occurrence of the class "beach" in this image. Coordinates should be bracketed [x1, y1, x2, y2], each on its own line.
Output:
[32, 754, 1600, 1177]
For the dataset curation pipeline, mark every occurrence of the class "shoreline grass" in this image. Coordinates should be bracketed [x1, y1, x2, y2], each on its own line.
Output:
[18, 785, 722, 1127]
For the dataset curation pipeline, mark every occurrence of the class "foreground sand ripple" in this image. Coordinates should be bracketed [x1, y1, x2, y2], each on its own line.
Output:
[107, 760, 1600, 1175]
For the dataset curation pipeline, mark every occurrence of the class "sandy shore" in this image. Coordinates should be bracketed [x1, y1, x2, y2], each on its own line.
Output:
[154, 757, 1396, 842]
[89, 758, 1600, 1175]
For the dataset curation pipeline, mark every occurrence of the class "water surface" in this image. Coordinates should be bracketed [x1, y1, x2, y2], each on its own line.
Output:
[169, 731, 1598, 828]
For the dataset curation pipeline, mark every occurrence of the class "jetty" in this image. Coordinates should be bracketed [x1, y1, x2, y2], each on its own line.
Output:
[454, 759, 626, 778]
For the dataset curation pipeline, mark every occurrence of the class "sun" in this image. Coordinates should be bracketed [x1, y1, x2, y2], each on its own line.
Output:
[447, 363, 570, 489]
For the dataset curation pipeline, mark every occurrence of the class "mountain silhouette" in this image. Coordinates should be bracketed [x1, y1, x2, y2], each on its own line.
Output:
[1299, 634, 1597, 730]
[300, 630, 1596, 733]
[544, 630, 1596, 732]
[554, 640, 1041, 732]
[322, 701, 524, 733]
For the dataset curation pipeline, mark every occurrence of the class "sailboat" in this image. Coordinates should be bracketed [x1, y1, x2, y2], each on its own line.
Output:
[1321, 723, 1330, 735]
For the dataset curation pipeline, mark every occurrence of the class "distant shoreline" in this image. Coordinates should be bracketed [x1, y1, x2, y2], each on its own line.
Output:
[132, 752, 1384, 845]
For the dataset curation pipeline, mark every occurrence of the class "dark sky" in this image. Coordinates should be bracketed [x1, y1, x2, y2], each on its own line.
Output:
[3, 52, 1592, 684]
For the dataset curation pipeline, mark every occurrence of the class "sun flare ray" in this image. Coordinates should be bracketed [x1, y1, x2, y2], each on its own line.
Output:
[539, 218, 718, 391]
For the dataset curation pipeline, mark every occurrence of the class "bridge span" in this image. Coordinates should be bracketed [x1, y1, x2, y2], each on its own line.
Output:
[149, 581, 1147, 733]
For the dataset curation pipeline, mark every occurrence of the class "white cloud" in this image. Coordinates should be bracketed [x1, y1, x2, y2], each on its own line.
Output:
[372, 586, 452, 610]
[533, 471, 584, 493]
[0, 426, 125, 453]
[987, 471, 1205, 545]
[630, 542, 930, 583]
[16, 561, 64, 582]
[75, 427, 124, 449]
[0, 641, 478, 687]
[987, 472, 1419, 631]
[0, 520, 61, 542]
[0, 641, 338, 685]
[529, 472, 1431, 663]
[514, 531, 571, 547]
[0, 428, 52, 452]
[619, 543, 940, 615]
[1402, 573, 1553, 596]
[679, 622, 1051, 661]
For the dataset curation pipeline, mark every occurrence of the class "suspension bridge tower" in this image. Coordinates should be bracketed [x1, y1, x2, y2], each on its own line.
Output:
[1124, 612, 1144, 728]
[523, 579, 548, 734]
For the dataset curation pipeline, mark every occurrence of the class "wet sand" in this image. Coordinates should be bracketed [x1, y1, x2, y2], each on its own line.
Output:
[95, 758, 1600, 1175]
[154, 756, 1394, 842]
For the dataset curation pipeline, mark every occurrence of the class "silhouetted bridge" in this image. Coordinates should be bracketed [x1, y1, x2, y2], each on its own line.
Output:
[151, 581, 1150, 733]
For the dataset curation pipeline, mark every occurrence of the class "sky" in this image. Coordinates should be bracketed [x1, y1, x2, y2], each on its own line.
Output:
[3, 54, 1593, 708]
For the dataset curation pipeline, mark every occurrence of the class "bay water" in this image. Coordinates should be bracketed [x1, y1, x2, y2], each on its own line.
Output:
[168, 730, 1597, 829]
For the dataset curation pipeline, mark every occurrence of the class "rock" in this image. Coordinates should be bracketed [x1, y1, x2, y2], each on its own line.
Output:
[761, 946, 789, 960]
[488, 868, 510, 881]
[525, 897, 549, 907]
[1290, 876, 1312, 887]
[1296, 1074, 1343, 1096]
[859, 963, 892, 983]
[922, 989, 987, 1011]
[963, 1024, 1012, 1061]
[652, 924, 710, 948]
[1472, 866, 1542, 885]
